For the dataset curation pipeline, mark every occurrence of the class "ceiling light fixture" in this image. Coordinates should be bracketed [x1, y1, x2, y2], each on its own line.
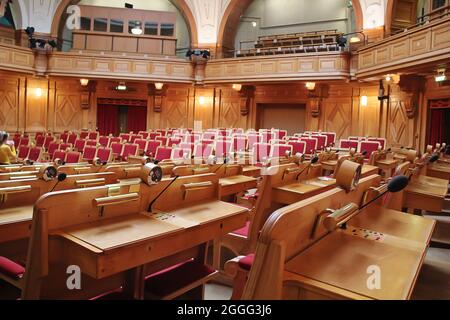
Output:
[435, 69, 447, 82]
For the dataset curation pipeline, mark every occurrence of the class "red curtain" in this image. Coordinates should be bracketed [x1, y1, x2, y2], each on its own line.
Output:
[127, 106, 147, 133]
[97, 105, 119, 136]
[429, 108, 444, 147]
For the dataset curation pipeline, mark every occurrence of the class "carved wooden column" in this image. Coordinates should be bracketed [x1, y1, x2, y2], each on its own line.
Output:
[148, 84, 167, 113]
[238, 85, 256, 117]
[81, 81, 97, 110]
[398, 75, 424, 119]
[307, 84, 329, 118]
[33, 48, 50, 77]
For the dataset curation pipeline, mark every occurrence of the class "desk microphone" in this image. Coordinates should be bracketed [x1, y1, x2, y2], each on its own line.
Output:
[49, 173, 68, 193]
[296, 155, 319, 180]
[360, 175, 409, 211]
[428, 154, 439, 164]
[213, 156, 230, 174]
[147, 175, 180, 213]
[446, 145, 450, 156]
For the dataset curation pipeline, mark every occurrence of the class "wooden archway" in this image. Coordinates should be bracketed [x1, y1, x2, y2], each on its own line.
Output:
[217, 0, 365, 56]
[50, 0, 198, 47]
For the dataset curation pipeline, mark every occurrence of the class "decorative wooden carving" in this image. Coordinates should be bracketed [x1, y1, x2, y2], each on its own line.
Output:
[238, 85, 255, 116]
[308, 84, 329, 118]
[81, 81, 96, 110]
[148, 84, 168, 113]
[33, 49, 49, 77]
[398, 75, 424, 119]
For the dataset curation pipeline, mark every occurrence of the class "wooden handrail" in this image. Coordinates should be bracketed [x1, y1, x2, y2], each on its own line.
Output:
[94, 193, 140, 207]
[76, 178, 106, 188]
[0, 185, 32, 195]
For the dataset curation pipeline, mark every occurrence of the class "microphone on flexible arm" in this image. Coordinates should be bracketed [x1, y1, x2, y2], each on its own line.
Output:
[49, 173, 68, 193]
[147, 175, 180, 213]
[213, 156, 230, 174]
[296, 155, 319, 180]
[360, 175, 409, 211]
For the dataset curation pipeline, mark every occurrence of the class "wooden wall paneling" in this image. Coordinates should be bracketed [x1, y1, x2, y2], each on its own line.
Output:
[217, 87, 247, 129]
[322, 85, 354, 140]
[25, 78, 48, 133]
[162, 87, 190, 129]
[0, 75, 20, 132]
[53, 80, 83, 133]
[193, 87, 215, 129]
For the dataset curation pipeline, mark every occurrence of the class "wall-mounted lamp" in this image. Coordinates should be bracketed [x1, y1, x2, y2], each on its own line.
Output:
[305, 82, 316, 91]
[35, 88, 42, 97]
[232, 84, 242, 91]
[385, 75, 392, 82]
[361, 95, 368, 107]
[116, 82, 127, 91]
[199, 96, 206, 105]
[80, 79, 89, 86]
[155, 83, 164, 90]
[252, 21, 257, 28]
[131, 22, 143, 35]
[435, 69, 447, 82]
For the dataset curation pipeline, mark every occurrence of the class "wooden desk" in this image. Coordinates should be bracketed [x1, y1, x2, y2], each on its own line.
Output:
[405, 177, 448, 212]
[427, 164, 450, 181]
[54, 201, 248, 279]
[321, 160, 337, 172]
[219, 175, 258, 198]
[242, 166, 261, 177]
[0, 205, 33, 243]
[285, 229, 427, 300]
[375, 159, 398, 178]
[361, 165, 379, 178]
[272, 177, 336, 205]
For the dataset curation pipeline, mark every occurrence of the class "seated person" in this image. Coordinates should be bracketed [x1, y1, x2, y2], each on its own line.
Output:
[0, 131, 17, 165]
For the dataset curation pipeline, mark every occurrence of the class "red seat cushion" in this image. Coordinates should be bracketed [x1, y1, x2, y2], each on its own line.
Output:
[0, 256, 25, 279]
[238, 254, 255, 271]
[230, 221, 250, 237]
[144, 260, 215, 297]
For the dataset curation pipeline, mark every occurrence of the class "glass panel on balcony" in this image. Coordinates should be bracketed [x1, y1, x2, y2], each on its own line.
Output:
[110, 19, 124, 33]
[80, 17, 91, 31]
[94, 18, 108, 32]
[144, 22, 158, 36]
[160, 23, 174, 37]
[432, 0, 446, 10]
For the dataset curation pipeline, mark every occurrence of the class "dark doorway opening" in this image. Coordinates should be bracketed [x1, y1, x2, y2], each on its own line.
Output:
[256, 103, 306, 135]
[97, 99, 147, 136]
[427, 99, 450, 147]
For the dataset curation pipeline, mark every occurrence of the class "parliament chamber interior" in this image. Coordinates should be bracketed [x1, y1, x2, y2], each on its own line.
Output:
[0, 0, 449, 302]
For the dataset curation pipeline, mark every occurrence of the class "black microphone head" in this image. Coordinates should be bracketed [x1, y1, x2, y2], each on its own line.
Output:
[57, 173, 67, 182]
[102, 162, 107, 166]
[311, 156, 319, 164]
[387, 175, 409, 193]
[429, 154, 439, 163]
[387, 148, 392, 152]
[362, 150, 368, 156]
[154, 160, 160, 165]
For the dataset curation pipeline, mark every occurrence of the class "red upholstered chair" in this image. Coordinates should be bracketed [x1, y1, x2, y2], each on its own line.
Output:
[135, 139, 148, 154]
[110, 143, 124, 160]
[233, 128, 244, 134]
[138, 131, 149, 139]
[74, 139, 86, 152]
[79, 131, 89, 139]
[287, 136, 300, 141]
[185, 133, 201, 144]
[65, 151, 81, 164]
[67, 133, 78, 145]
[60, 132, 69, 143]
[273, 130, 287, 140]
[108, 137, 122, 147]
[360, 141, 381, 160]
[171, 147, 191, 161]
[60, 143, 72, 151]
[288, 141, 307, 155]
[339, 139, 359, 150]
[260, 132, 275, 143]
[86, 139, 98, 147]
[145, 140, 162, 157]
[167, 137, 182, 148]
[193, 143, 213, 160]
[247, 134, 262, 151]
[233, 136, 247, 152]
[13, 136, 21, 149]
[98, 136, 110, 147]
[17, 145, 30, 160]
[323, 132, 336, 147]
[300, 137, 318, 155]
[121, 144, 139, 161]
[202, 132, 216, 141]
[368, 137, 386, 150]
[43, 136, 55, 150]
[270, 144, 293, 158]
[35, 135, 45, 148]
[251, 143, 271, 164]
[180, 142, 195, 153]
[88, 132, 99, 140]
[47, 142, 60, 159]
[215, 140, 233, 160]
[82, 146, 97, 163]
[156, 136, 168, 146]
[129, 135, 142, 143]
[200, 139, 214, 147]
[149, 132, 161, 140]
[119, 133, 131, 143]
[349, 136, 365, 141]
[155, 146, 172, 162]
[156, 129, 167, 136]
[19, 137, 29, 147]
[96, 147, 112, 163]
[311, 135, 327, 150]
[52, 150, 66, 162]
[27, 147, 42, 162]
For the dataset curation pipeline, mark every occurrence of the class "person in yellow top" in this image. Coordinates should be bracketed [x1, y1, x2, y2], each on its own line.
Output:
[0, 131, 17, 165]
